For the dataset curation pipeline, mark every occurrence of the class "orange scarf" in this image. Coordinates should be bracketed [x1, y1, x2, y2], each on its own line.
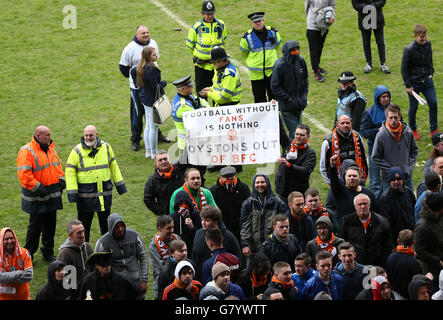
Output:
[250, 269, 270, 288]
[385, 122, 403, 142]
[359, 215, 371, 232]
[396, 245, 415, 257]
[304, 205, 329, 219]
[183, 183, 207, 211]
[286, 139, 309, 160]
[271, 274, 293, 290]
[331, 128, 367, 182]
[316, 233, 336, 253]
[157, 164, 174, 179]
[172, 278, 201, 299]
[154, 233, 177, 259]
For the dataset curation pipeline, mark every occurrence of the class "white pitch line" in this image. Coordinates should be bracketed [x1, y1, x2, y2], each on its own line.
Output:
[149, 0, 329, 134]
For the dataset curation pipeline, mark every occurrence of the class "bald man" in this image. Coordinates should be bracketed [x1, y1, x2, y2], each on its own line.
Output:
[17, 125, 65, 261]
[65, 125, 127, 242]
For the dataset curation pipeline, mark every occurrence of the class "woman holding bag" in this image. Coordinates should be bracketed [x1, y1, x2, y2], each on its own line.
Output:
[132, 46, 166, 159]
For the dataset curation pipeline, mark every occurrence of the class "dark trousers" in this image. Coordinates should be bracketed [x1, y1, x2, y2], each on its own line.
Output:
[407, 77, 438, 132]
[251, 76, 275, 103]
[360, 27, 386, 65]
[130, 88, 144, 143]
[78, 209, 110, 243]
[306, 29, 329, 72]
[194, 65, 214, 94]
[25, 211, 57, 259]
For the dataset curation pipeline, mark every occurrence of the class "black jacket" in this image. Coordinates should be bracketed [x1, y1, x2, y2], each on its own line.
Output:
[258, 232, 303, 273]
[35, 260, 76, 300]
[271, 40, 308, 113]
[351, 0, 386, 30]
[401, 39, 434, 88]
[209, 177, 251, 242]
[237, 252, 272, 300]
[338, 211, 393, 267]
[377, 186, 416, 243]
[275, 145, 316, 201]
[144, 165, 184, 216]
[171, 190, 202, 253]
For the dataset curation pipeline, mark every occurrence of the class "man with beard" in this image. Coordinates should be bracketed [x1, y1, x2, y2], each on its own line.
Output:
[144, 150, 184, 216]
[275, 124, 316, 201]
[320, 114, 368, 185]
[377, 167, 416, 243]
[17, 125, 65, 262]
[334, 71, 367, 132]
[95, 213, 149, 299]
[305, 215, 344, 267]
[65, 125, 127, 242]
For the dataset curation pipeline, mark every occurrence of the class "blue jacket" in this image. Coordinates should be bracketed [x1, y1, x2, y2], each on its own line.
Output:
[301, 270, 344, 300]
[360, 85, 390, 152]
[292, 268, 315, 299]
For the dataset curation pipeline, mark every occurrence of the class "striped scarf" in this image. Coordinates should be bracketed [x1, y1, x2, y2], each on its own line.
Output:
[183, 183, 207, 211]
[286, 139, 309, 160]
[304, 205, 329, 219]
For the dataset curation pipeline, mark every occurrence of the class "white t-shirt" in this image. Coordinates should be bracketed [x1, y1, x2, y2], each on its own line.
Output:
[120, 38, 159, 89]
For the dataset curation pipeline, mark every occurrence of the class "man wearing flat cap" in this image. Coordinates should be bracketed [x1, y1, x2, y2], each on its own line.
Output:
[187, 1, 228, 94]
[335, 71, 367, 132]
[240, 11, 282, 103]
[78, 250, 139, 300]
[200, 46, 242, 106]
[210, 166, 250, 242]
[171, 75, 210, 170]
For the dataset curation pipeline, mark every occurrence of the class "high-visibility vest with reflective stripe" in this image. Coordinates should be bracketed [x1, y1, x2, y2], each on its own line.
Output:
[186, 18, 227, 71]
[239, 26, 281, 80]
[17, 137, 64, 214]
[207, 62, 242, 106]
[65, 140, 126, 212]
[171, 94, 210, 150]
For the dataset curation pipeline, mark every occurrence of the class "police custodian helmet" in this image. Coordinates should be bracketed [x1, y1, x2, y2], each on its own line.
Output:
[210, 46, 229, 62]
[202, 0, 216, 14]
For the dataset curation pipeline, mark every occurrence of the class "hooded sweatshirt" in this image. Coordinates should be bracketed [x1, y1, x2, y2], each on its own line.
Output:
[240, 174, 288, 252]
[271, 40, 309, 113]
[35, 260, 74, 300]
[431, 270, 443, 300]
[360, 85, 391, 152]
[408, 275, 431, 300]
[95, 213, 149, 286]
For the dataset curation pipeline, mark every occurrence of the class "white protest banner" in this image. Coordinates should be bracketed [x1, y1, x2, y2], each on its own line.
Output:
[183, 102, 280, 166]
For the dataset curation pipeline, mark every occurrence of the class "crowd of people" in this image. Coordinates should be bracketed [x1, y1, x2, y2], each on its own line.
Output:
[3, 0, 442, 302]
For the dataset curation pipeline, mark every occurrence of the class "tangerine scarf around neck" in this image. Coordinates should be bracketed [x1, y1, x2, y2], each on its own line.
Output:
[286, 139, 309, 160]
[385, 122, 403, 142]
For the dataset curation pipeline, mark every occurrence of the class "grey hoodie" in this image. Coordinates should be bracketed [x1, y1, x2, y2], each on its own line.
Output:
[95, 213, 149, 286]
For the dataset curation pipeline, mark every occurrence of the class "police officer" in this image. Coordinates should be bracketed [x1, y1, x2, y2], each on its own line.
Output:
[171, 75, 210, 182]
[65, 125, 127, 242]
[240, 11, 282, 103]
[200, 46, 242, 106]
[187, 1, 228, 94]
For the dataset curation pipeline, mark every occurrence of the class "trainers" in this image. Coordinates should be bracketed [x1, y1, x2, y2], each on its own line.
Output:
[145, 150, 151, 158]
[317, 67, 328, 74]
[380, 64, 391, 74]
[364, 63, 373, 73]
[430, 129, 439, 137]
[413, 130, 420, 141]
[314, 71, 325, 82]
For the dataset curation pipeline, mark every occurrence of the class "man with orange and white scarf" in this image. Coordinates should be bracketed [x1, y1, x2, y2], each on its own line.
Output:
[162, 260, 202, 300]
[0, 228, 33, 300]
[275, 124, 316, 202]
[305, 215, 344, 268]
[372, 104, 418, 193]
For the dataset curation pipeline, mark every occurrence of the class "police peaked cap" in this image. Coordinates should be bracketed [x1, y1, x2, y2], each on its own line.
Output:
[337, 71, 356, 83]
[210, 46, 229, 62]
[202, 0, 216, 14]
[173, 75, 193, 88]
[248, 11, 265, 22]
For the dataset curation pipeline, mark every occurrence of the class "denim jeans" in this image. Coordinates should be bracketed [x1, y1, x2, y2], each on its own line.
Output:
[368, 156, 383, 200]
[142, 103, 158, 156]
[281, 111, 302, 140]
[407, 77, 438, 132]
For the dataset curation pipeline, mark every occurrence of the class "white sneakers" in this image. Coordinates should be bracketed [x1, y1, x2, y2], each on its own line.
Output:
[364, 63, 391, 74]
[380, 63, 391, 74]
[364, 63, 373, 73]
